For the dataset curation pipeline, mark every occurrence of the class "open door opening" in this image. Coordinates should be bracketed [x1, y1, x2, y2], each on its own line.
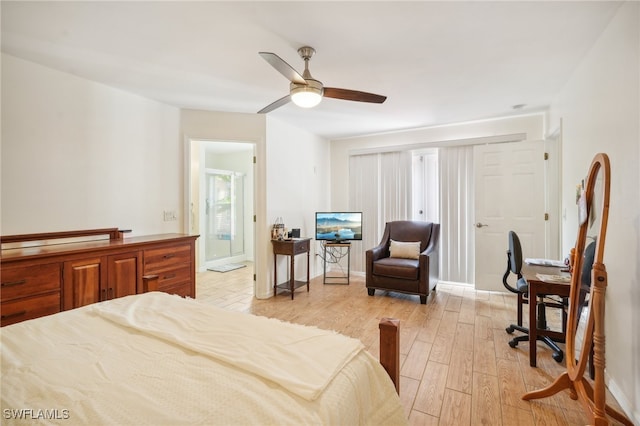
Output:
[188, 140, 255, 278]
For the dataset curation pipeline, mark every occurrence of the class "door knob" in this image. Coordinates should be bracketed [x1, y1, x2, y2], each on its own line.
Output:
[475, 222, 488, 228]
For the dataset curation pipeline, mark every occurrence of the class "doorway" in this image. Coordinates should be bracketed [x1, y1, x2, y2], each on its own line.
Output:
[189, 140, 255, 273]
[473, 140, 548, 291]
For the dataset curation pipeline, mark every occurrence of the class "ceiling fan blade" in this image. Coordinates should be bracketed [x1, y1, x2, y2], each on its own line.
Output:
[257, 95, 291, 114]
[259, 52, 306, 85]
[323, 88, 387, 104]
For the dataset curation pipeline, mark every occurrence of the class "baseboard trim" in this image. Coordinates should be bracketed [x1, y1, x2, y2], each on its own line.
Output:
[605, 370, 638, 424]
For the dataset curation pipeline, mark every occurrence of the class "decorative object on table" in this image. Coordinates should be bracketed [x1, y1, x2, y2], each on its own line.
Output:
[271, 217, 285, 240]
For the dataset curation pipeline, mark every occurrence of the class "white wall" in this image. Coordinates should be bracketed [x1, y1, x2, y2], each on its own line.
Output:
[1, 54, 182, 236]
[0, 53, 332, 299]
[329, 114, 546, 210]
[265, 117, 331, 288]
[549, 2, 639, 421]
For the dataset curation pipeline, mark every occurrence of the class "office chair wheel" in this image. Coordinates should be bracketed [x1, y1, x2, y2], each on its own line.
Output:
[552, 351, 564, 363]
[506, 326, 515, 334]
[508, 339, 518, 348]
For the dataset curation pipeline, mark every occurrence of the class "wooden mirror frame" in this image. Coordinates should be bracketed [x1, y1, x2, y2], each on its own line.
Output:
[522, 153, 631, 426]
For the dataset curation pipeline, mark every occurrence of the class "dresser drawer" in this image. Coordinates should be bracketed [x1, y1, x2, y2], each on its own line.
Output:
[1, 263, 61, 302]
[155, 266, 192, 290]
[1, 292, 61, 327]
[144, 244, 192, 273]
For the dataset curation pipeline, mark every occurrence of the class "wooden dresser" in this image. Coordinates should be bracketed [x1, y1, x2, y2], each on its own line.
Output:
[1, 228, 198, 326]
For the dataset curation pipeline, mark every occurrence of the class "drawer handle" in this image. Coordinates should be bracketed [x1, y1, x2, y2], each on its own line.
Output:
[163, 254, 175, 259]
[1, 279, 27, 288]
[1, 310, 26, 320]
[163, 273, 176, 279]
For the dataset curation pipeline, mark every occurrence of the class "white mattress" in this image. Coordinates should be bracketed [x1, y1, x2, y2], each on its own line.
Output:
[1, 292, 407, 425]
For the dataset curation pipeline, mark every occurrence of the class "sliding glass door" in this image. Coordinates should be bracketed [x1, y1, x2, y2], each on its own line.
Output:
[204, 169, 245, 263]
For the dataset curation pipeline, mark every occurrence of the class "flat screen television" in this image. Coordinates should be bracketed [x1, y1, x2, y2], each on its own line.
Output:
[315, 212, 362, 242]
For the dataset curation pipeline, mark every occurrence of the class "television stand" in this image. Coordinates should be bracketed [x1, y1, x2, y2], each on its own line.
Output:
[323, 241, 351, 285]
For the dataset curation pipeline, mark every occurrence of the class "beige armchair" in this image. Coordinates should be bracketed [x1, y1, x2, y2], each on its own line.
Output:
[365, 221, 439, 304]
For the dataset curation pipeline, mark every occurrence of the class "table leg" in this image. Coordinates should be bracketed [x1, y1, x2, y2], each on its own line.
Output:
[529, 284, 538, 367]
[290, 252, 295, 300]
[306, 250, 310, 292]
[323, 244, 327, 284]
[347, 246, 350, 283]
[274, 254, 277, 297]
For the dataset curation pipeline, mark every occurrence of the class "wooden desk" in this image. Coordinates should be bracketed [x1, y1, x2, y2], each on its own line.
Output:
[271, 238, 311, 299]
[521, 263, 571, 367]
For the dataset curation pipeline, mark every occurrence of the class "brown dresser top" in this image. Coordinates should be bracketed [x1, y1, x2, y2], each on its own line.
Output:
[1, 233, 199, 263]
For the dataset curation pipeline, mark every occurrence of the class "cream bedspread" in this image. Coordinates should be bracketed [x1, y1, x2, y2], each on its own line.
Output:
[1, 292, 407, 425]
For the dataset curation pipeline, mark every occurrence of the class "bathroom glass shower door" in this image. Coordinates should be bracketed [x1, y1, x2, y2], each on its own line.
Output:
[204, 170, 245, 263]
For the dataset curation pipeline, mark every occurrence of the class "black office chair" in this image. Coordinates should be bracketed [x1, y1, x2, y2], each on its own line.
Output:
[580, 239, 596, 379]
[503, 231, 565, 363]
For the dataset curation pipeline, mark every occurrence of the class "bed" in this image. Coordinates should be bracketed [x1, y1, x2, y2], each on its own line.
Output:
[1, 291, 407, 425]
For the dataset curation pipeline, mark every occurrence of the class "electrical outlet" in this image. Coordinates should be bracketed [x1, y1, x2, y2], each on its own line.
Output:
[163, 210, 177, 221]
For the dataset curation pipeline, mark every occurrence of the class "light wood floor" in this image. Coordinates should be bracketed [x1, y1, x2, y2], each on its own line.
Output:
[196, 263, 626, 426]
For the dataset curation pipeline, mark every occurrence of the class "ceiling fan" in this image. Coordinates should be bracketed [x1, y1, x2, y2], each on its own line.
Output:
[257, 46, 387, 114]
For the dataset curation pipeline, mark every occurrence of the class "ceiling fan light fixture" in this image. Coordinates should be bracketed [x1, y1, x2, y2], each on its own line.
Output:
[290, 80, 323, 108]
[291, 90, 322, 108]
[258, 47, 386, 114]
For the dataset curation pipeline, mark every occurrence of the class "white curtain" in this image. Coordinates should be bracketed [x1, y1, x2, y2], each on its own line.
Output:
[380, 152, 412, 222]
[438, 146, 475, 284]
[349, 154, 378, 272]
[349, 151, 411, 272]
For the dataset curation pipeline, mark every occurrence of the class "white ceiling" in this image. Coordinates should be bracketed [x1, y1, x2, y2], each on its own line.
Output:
[1, 1, 622, 140]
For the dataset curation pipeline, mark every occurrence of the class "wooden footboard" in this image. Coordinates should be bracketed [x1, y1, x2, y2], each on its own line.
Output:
[379, 317, 400, 393]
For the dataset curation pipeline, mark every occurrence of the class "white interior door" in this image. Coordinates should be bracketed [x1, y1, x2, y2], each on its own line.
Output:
[473, 141, 546, 291]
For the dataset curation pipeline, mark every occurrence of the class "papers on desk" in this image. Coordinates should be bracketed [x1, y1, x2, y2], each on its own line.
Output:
[525, 258, 566, 268]
[536, 273, 571, 284]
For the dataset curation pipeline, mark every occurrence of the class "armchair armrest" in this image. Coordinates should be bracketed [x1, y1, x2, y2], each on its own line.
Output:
[367, 243, 388, 262]
[366, 242, 389, 282]
[421, 224, 440, 292]
[422, 230, 438, 256]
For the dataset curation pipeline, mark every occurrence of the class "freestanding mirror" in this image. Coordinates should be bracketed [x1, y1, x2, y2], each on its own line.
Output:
[522, 153, 631, 426]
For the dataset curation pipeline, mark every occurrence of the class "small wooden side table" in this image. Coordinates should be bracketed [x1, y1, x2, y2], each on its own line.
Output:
[271, 238, 311, 299]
